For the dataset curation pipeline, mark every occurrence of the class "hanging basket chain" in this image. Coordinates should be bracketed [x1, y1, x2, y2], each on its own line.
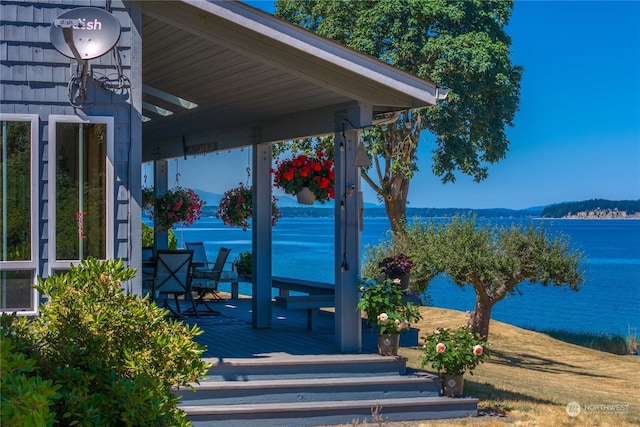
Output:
[174, 159, 180, 188]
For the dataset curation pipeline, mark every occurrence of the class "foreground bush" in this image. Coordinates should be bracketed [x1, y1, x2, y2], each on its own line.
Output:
[0, 332, 61, 427]
[2, 258, 209, 426]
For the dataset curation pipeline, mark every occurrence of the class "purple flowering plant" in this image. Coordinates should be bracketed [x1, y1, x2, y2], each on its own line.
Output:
[379, 253, 414, 278]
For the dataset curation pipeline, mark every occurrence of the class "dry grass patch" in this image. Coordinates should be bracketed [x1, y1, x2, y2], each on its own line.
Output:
[353, 307, 639, 426]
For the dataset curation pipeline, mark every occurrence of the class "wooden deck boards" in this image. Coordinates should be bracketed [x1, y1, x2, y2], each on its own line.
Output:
[182, 296, 345, 359]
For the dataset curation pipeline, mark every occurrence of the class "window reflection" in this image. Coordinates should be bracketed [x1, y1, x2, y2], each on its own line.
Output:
[0, 121, 31, 261]
[55, 123, 107, 260]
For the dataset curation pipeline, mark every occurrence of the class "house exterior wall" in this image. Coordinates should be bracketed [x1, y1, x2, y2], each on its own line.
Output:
[1, 0, 142, 310]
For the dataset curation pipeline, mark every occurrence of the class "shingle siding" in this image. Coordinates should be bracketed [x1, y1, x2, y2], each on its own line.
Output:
[2, 0, 139, 278]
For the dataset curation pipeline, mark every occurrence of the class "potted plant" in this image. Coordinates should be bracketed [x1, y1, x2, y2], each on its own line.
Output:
[233, 251, 252, 275]
[151, 187, 205, 232]
[216, 183, 280, 231]
[421, 326, 488, 397]
[273, 150, 335, 204]
[378, 253, 414, 290]
[357, 278, 422, 356]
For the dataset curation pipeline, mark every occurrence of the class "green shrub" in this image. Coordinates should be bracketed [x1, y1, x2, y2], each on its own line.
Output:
[4, 258, 209, 426]
[142, 222, 177, 249]
[0, 326, 61, 427]
[234, 251, 252, 274]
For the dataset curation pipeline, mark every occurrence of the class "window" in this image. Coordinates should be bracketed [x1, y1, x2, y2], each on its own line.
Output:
[0, 115, 38, 313]
[49, 116, 113, 269]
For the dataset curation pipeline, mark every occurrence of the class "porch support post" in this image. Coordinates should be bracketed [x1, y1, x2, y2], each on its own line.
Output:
[252, 137, 273, 328]
[153, 160, 168, 251]
[334, 104, 372, 352]
[129, 0, 143, 295]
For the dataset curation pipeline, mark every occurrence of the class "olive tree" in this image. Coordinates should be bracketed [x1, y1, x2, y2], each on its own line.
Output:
[365, 215, 585, 340]
[275, 0, 523, 231]
[435, 216, 583, 339]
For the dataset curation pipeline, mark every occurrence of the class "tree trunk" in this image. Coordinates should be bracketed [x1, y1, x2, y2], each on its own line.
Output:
[468, 295, 495, 341]
[383, 176, 410, 233]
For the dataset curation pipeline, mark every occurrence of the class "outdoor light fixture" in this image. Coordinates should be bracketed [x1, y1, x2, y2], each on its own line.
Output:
[354, 142, 371, 168]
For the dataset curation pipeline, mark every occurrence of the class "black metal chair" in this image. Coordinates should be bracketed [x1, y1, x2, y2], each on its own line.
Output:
[151, 249, 196, 317]
[185, 243, 232, 315]
[141, 246, 155, 297]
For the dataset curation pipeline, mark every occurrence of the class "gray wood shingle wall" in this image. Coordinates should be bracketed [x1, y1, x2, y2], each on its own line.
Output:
[1, 0, 140, 279]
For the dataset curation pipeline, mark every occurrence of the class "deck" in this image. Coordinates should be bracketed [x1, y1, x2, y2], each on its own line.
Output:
[182, 294, 352, 359]
[175, 290, 480, 425]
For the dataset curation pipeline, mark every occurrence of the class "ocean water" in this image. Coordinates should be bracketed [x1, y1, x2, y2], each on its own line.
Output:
[170, 217, 640, 337]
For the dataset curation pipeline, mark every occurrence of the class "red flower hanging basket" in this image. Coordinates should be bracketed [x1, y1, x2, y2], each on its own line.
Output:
[273, 151, 335, 204]
[151, 187, 205, 232]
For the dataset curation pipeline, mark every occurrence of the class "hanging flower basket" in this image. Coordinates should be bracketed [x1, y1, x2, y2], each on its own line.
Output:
[216, 183, 280, 231]
[295, 186, 316, 205]
[151, 187, 205, 232]
[273, 151, 335, 204]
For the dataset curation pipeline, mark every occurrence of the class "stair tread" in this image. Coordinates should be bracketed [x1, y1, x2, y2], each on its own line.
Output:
[205, 353, 405, 368]
[179, 396, 479, 415]
[180, 373, 439, 391]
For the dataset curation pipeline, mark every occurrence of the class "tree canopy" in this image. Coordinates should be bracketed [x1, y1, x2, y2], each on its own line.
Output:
[275, 0, 522, 230]
[363, 215, 585, 340]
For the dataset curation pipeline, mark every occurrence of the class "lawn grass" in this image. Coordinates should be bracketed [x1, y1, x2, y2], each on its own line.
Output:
[344, 307, 640, 426]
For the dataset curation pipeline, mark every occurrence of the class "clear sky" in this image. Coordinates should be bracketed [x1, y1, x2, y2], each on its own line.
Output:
[153, 1, 640, 210]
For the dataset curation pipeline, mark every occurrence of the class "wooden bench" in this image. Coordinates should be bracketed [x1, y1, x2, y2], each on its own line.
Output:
[223, 275, 335, 329]
[271, 276, 334, 296]
[273, 294, 335, 330]
[225, 275, 334, 299]
[271, 277, 335, 329]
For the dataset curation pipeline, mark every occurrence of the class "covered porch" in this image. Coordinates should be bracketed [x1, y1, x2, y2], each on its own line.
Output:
[137, 1, 446, 353]
[182, 294, 344, 359]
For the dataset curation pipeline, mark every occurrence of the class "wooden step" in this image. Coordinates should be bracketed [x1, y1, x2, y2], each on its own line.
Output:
[202, 353, 408, 380]
[178, 353, 479, 426]
[181, 396, 479, 427]
[176, 372, 442, 404]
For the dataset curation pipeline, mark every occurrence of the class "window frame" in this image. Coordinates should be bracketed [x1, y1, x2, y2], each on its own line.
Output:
[0, 113, 39, 315]
[47, 115, 115, 271]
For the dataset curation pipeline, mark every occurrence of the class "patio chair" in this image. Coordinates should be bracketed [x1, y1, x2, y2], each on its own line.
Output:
[185, 243, 232, 314]
[152, 249, 197, 318]
[141, 246, 155, 297]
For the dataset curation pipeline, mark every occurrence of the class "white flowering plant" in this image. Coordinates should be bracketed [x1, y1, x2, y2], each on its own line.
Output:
[421, 326, 488, 375]
[357, 278, 421, 335]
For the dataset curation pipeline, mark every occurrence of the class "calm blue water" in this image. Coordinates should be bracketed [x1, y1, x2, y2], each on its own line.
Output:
[169, 217, 640, 337]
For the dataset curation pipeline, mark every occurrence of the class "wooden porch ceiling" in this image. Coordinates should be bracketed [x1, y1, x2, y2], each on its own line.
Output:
[140, 0, 446, 162]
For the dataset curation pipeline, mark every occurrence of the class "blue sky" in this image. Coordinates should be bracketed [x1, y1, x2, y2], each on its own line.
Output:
[156, 1, 640, 209]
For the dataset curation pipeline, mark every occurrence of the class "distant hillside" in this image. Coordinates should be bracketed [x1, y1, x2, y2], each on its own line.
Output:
[195, 189, 636, 219]
[541, 199, 640, 218]
[200, 205, 544, 218]
[364, 206, 544, 218]
[196, 188, 550, 218]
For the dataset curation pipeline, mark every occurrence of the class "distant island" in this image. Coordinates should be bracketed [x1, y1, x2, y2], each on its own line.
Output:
[541, 199, 640, 219]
